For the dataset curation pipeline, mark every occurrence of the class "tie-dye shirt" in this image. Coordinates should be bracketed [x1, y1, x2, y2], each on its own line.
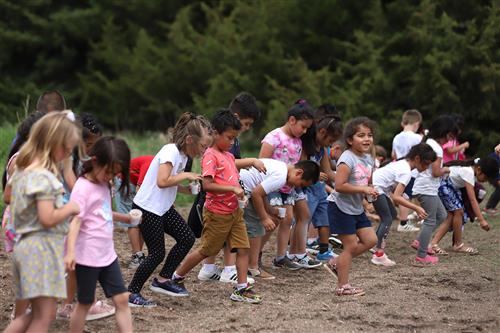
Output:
[202, 147, 240, 215]
[261, 127, 302, 194]
[332, 149, 374, 215]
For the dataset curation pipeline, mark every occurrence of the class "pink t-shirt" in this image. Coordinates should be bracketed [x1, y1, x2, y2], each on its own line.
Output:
[442, 139, 465, 164]
[261, 127, 302, 194]
[70, 177, 117, 267]
[202, 147, 240, 215]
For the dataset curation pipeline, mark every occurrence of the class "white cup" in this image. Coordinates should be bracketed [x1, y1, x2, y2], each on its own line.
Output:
[129, 209, 142, 226]
[238, 197, 248, 209]
[190, 182, 200, 195]
[277, 207, 286, 219]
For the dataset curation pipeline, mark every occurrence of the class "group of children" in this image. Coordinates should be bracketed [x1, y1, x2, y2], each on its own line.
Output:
[1, 90, 499, 332]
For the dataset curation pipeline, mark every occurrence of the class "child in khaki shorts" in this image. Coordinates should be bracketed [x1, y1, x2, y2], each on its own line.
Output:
[172, 109, 266, 303]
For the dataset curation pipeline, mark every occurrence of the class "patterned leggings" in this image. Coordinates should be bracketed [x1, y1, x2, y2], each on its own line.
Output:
[128, 204, 195, 294]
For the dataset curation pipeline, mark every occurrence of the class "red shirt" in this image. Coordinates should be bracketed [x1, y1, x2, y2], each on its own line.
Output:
[130, 156, 154, 186]
[201, 147, 240, 215]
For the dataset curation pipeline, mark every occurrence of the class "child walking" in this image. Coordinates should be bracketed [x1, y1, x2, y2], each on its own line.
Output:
[127, 112, 212, 307]
[371, 143, 437, 266]
[3, 111, 81, 333]
[173, 109, 265, 303]
[430, 157, 498, 254]
[324, 117, 378, 296]
[64, 137, 133, 333]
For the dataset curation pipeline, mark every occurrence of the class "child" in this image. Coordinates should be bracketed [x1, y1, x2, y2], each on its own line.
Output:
[196, 92, 262, 283]
[3, 111, 81, 333]
[483, 143, 500, 215]
[241, 159, 320, 278]
[374, 145, 388, 168]
[36, 90, 67, 113]
[324, 117, 378, 296]
[127, 112, 212, 307]
[259, 99, 315, 270]
[371, 143, 437, 266]
[442, 114, 468, 164]
[412, 115, 458, 264]
[391, 109, 423, 232]
[173, 109, 265, 303]
[429, 157, 498, 254]
[64, 137, 133, 333]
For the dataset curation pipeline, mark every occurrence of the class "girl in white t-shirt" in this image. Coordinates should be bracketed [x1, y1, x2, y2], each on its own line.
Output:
[127, 112, 212, 307]
[371, 143, 437, 266]
[430, 157, 498, 254]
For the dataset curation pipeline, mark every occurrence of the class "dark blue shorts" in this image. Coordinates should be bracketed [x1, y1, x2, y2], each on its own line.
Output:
[404, 177, 415, 199]
[328, 201, 372, 235]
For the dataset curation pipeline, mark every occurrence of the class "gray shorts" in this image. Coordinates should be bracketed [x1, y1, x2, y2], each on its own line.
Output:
[244, 200, 265, 238]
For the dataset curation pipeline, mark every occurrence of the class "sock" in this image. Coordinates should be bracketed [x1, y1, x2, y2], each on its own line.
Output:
[172, 272, 184, 281]
[375, 250, 384, 257]
[319, 243, 329, 254]
[237, 283, 248, 291]
[224, 265, 236, 274]
[134, 251, 144, 256]
[307, 238, 317, 245]
[400, 219, 408, 226]
[202, 264, 217, 273]
[296, 252, 307, 259]
[276, 255, 286, 261]
[286, 253, 295, 260]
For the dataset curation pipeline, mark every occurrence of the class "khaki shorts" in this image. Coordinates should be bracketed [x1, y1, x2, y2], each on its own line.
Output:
[199, 209, 250, 257]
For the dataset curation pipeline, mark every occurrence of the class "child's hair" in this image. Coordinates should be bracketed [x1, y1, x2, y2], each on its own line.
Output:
[287, 99, 314, 121]
[2, 111, 46, 189]
[445, 156, 499, 182]
[171, 112, 212, 150]
[449, 113, 465, 133]
[406, 143, 437, 163]
[77, 112, 103, 141]
[16, 111, 82, 176]
[401, 109, 422, 126]
[211, 108, 242, 134]
[422, 115, 459, 142]
[294, 160, 320, 184]
[229, 92, 261, 121]
[81, 136, 131, 196]
[302, 115, 344, 157]
[36, 90, 67, 113]
[375, 145, 387, 160]
[314, 103, 341, 121]
[343, 117, 377, 148]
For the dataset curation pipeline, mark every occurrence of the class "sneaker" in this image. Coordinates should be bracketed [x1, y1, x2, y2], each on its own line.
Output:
[328, 235, 343, 249]
[86, 301, 115, 321]
[306, 239, 319, 255]
[370, 253, 396, 267]
[220, 269, 255, 285]
[414, 255, 439, 265]
[407, 211, 419, 221]
[482, 208, 498, 217]
[128, 252, 145, 269]
[128, 293, 156, 308]
[230, 285, 262, 304]
[150, 277, 189, 297]
[323, 260, 338, 280]
[272, 256, 301, 270]
[197, 267, 222, 282]
[316, 249, 336, 262]
[56, 304, 74, 320]
[294, 255, 322, 269]
[397, 222, 420, 232]
[248, 268, 275, 280]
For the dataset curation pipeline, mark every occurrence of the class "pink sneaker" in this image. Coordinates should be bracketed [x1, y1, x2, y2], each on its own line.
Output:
[371, 253, 396, 266]
[415, 255, 439, 265]
[56, 304, 74, 320]
[86, 300, 115, 321]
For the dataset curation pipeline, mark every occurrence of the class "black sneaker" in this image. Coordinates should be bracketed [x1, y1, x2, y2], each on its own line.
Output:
[149, 277, 189, 297]
[272, 257, 301, 270]
[128, 293, 156, 308]
[230, 285, 262, 304]
[294, 255, 322, 269]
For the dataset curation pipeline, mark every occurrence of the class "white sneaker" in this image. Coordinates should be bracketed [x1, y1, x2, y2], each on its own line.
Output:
[197, 267, 222, 282]
[397, 222, 420, 232]
[371, 253, 396, 266]
[407, 212, 418, 221]
[220, 269, 255, 285]
[293, 255, 322, 269]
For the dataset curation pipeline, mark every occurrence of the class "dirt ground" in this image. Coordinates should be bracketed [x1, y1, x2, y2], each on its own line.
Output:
[0, 207, 498, 333]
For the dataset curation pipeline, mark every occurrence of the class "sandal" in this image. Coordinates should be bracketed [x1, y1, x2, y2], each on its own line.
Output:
[336, 284, 365, 296]
[431, 244, 449, 255]
[453, 243, 478, 255]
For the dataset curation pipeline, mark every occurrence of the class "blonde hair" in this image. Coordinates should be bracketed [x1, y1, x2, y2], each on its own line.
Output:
[16, 111, 82, 176]
[402, 109, 422, 126]
[171, 112, 212, 150]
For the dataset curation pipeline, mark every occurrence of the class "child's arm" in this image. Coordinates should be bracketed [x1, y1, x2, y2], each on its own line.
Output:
[465, 183, 490, 231]
[431, 158, 450, 177]
[3, 184, 11, 204]
[320, 150, 336, 182]
[37, 200, 80, 229]
[113, 212, 131, 223]
[335, 164, 378, 197]
[392, 183, 428, 219]
[157, 162, 202, 188]
[251, 185, 277, 231]
[235, 158, 267, 173]
[444, 142, 469, 154]
[62, 159, 77, 191]
[259, 143, 275, 158]
[202, 177, 244, 198]
[64, 216, 81, 271]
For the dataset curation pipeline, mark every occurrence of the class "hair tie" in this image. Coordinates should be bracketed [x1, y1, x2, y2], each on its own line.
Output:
[64, 110, 76, 122]
[474, 158, 480, 164]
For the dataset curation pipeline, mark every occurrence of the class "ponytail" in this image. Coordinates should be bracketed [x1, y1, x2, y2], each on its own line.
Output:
[445, 157, 499, 182]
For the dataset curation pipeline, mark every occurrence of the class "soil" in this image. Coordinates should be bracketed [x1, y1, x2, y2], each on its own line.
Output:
[0, 208, 498, 332]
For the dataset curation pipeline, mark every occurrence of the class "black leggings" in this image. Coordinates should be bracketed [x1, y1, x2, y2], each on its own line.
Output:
[373, 194, 398, 249]
[128, 204, 195, 294]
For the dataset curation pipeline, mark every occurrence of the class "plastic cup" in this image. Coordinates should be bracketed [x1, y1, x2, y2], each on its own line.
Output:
[277, 207, 286, 219]
[238, 197, 248, 209]
[129, 209, 142, 226]
[190, 182, 200, 195]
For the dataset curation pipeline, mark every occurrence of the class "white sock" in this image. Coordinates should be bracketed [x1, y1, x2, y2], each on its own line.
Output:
[224, 265, 236, 274]
[201, 264, 217, 273]
[236, 283, 248, 290]
[297, 253, 307, 259]
[286, 253, 296, 260]
[172, 272, 184, 280]
[307, 238, 316, 244]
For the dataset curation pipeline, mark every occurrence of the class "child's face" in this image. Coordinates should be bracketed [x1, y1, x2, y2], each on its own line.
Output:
[289, 117, 313, 138]
[214, 128, 239, 152]
[475, 169, 488, 183]
[54, 136, 79, 162]
[85, 133, 101, 154]
[414, 157, 431, 172]
[317, 129, 337, 148]
[330, 144, 343, 160]
[238, 117, 254, 133]
[347, 125, 373, 154]
[287, 169, 313, 188]
[186, 129, 212, 158]
[93, 162, 122, 184]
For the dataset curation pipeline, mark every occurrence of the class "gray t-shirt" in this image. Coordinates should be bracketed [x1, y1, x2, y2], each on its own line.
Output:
[332, 150, 374, 215]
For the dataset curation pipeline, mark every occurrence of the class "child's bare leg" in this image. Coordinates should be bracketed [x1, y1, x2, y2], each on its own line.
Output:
[4, 311, 32, 333]
[289, 200, 310, 255]
[69, 302, 92, 333]
[203, 256, 216, 265]
[235, 248, 249, 284]
[14, 299, 30, 318]
[431, 213, 453, 245]
[128, 227, 143, 253]
[451, 209, 464, 246]
[249, 236, 262, 269]
[336, 235, 357, 287]
[64, 270, 77, 306]
[223, 246, 236, 267]
[354, 227, 377, 257]
[26, 297, 57, 333]
[111, 293, 132, 333]
[276, 205, 293, 257]
[307, 222, 318, 239]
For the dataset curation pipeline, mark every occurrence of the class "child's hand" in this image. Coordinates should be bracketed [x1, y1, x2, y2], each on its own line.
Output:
[479, 219, 490, 231]
[185, 172, 203, 182]
[67, 201, 80, 216]
[416, 207, 428, 219]
[64, 253, 76, 271]
[362, 186, 378, 198]
[319, 172, 329, 182]
[262, 217, 276, 231]
[253, 159, 267, 174]
[233, 186, 244, 199]
[462, 141, 470, 149]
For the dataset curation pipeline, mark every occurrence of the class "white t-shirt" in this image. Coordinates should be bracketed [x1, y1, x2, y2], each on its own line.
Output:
[239, 159, 287, 195]
[412, 138, 443, 196]
[373, 159, 412, 196]
[392, 131, 422, 159]
[448, 166, 475, 189]
[133, 144, 188, 216]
